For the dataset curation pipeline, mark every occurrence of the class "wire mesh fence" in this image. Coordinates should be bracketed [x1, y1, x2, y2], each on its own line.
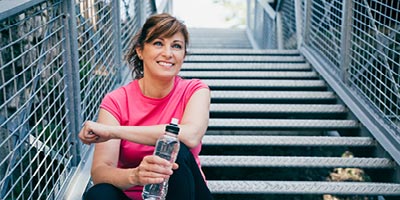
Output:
[349, 0, 400, 134]
[247, 0, 399, 161]
[301, 0, 400, 134]
[0, 1, 71, 199]
[0, 0, 164, 199]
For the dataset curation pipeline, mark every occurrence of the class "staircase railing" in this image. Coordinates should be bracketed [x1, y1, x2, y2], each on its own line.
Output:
[0, 0, 171, 199]
[247, 0, 400, 164]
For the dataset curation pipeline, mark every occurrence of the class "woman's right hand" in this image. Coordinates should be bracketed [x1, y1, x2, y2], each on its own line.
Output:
[79, 120, 115, 144]
[130, 155, 179, 186]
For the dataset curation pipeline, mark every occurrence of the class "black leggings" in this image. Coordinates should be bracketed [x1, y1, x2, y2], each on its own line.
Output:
[84, 144, 213, 200]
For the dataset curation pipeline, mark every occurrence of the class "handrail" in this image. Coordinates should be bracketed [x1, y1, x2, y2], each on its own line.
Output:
[247, 0, 400, 166]
[257, 0, 276, 19]
[0, 0, 46, 21]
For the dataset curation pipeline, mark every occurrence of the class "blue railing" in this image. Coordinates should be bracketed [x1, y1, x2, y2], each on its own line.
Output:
[246, 0, 400, 163]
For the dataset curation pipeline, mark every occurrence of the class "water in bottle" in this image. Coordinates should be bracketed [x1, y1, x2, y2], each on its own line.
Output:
[142, 118, 180, 200]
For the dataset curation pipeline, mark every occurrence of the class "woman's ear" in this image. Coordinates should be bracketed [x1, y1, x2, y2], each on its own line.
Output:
[136, 47, 143, 60]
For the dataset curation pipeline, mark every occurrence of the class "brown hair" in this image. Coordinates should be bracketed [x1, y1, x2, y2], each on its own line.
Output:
[125, 13, 189, 79]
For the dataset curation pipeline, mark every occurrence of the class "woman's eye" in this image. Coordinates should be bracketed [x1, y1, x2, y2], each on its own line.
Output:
[172, 44, 182, 49]
[153, 41, 162, 46]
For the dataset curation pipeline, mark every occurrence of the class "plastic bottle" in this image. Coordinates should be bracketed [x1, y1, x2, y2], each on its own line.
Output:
[142, 118, 180, 200]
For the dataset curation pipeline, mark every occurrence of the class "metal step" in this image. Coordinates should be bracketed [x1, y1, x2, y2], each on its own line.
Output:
[179, 71, 318, 79]
[208, 118, 359, 130]
[185, 55, 305, 63]
[203, 79, 327, 91]
[187, 49, 301, 56]
[189, 43, 253, 49]
[210, 104, 347, 116]
[189, 27, 247, 35]
[207, 180, 400, 196]
[200, 155, 395, 168]
[202, 135, 376, 147]
[182, 63, 311, 71]
[189, 28, 252, 49]
[210, 91, 336, 103]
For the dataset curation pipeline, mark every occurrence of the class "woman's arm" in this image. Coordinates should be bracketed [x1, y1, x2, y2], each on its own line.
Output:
[79, 88, 211, 149]
[87, 109, 176, 189]
[177, 88, 211, 148]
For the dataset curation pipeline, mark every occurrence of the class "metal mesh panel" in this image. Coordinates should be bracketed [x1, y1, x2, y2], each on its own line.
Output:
[0, 1, 72, 199]
[75, 0, 119, 125]
[307, 0, 343, 75]
[279, 0, 297, 49]
[349, 0, 400, 132]
[120, 0, 140, 53]
[120, 0, 140, 84]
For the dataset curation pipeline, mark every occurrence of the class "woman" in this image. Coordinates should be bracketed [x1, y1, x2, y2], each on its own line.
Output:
[79, 13, 212, 200]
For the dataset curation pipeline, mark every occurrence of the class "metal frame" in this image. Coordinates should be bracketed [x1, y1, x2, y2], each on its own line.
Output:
[0, 0, 166, 199]
[246, 0, 400, 164]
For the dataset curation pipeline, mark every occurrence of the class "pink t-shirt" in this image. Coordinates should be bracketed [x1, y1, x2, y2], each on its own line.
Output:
[100, 76, 209, 199]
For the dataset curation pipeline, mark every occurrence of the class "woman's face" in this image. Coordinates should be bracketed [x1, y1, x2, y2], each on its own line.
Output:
[137, 32, 186, 80]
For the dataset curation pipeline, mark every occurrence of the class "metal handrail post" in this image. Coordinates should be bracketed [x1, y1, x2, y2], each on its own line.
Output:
[62, 0, 82, 166]
[137, 0, 146, 26]
[294, 0, 303, 49]
[112, 0, 122, 85]
[339, 0, 354, 85]
[302, 0, 312, 46]
[276, 11, 283, 49]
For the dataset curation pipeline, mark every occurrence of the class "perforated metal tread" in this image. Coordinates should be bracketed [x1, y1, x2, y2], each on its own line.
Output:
[182, 63, 311, 71]
[202, 135, 376, 147]
[210, 104, 347, 114]
[200, 155, 395, 168]
[187, 48, 300, 55]
[181, 63, 311, 71]
[189, 42, 253, 49]
[179, 71, 318, 79]
[211, 91, 336, 102]
[203, 79, 327, 90]
[185, 55, 305, 63]
[208, 119, 359, 130]
[207, 180, 400, 195]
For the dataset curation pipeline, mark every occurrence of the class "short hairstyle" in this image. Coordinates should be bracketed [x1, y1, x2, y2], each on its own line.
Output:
[125, 13, 189, 79]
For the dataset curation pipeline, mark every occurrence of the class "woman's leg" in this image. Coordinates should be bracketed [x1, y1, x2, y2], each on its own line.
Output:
[166, 144, 213, 200]
[83, 183, 130, 200]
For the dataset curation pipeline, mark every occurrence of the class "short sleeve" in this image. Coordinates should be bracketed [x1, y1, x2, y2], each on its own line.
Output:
[184, 79, 209, 103]
[100, 89, 125, 123]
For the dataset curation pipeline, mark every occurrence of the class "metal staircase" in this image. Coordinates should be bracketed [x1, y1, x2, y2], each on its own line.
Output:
[183, 28, 400, 199]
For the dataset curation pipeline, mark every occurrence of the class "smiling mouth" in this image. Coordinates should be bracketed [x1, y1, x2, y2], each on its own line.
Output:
[157, 61, 174, 67]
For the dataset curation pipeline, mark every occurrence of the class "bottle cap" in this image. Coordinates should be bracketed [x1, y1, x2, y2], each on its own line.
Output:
[166, 118, 180, 134]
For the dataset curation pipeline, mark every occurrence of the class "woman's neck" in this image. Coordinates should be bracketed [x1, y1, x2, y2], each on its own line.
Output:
[139, 76, 175, 98]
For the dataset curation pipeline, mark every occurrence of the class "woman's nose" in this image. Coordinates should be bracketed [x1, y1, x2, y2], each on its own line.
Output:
[162, 46, 173, 57]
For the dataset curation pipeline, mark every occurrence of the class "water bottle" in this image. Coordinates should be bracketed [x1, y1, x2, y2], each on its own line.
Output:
[142, 118, 180, 200]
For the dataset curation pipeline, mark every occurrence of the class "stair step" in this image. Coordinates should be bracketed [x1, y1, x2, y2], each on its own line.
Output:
[210, 104, 347, 116]
[189, 43, 253, 49]
[208, 119, 359, 130]
[202, 135, 376, 147]
[185, 55, 305, 63]
[179, 71, 318, 79]
[200, 155, 395, 168]
[211, 91, 336, 103]
[207, 180, 400, 195]
[203, 79, 327, 90]
[187, 49, 300, 56]
[182, 63, 311, 71]
[189, 27, 247, 35]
